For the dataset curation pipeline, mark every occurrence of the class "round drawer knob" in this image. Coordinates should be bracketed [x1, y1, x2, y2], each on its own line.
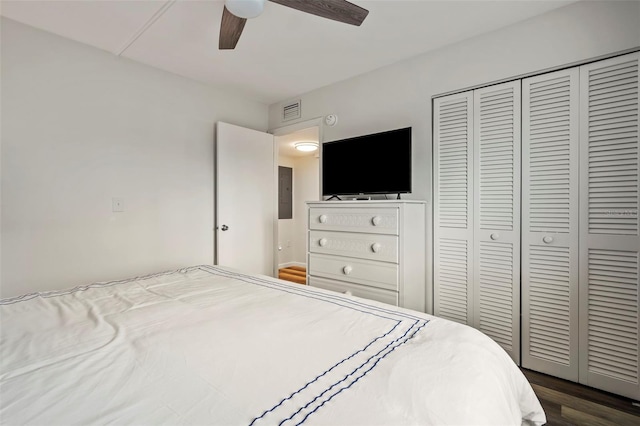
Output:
[371, 216, 382, 226]
[343, 265, 353, 275]
[319, 214, 328, 224]
[490, 233, 499, 240]
[543, 236, 554, 244]
[371, 242, 381, 253]
[319, 238, 328, 247]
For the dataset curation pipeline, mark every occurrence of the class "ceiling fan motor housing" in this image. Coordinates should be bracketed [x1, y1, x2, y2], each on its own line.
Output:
[225, 0, 265, 19]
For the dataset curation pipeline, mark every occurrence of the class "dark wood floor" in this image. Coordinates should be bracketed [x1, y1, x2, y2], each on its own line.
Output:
[521, 368, 640, 425]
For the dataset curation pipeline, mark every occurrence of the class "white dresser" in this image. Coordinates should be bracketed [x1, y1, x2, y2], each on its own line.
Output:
[307, 200, 426, 312]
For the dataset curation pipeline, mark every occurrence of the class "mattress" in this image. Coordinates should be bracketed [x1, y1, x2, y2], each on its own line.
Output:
[0, 265, 545, 425]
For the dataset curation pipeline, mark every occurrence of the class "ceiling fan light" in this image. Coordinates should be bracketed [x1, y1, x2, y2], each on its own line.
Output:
[225, 0, 265, 19]
[294, 142, 318, 152]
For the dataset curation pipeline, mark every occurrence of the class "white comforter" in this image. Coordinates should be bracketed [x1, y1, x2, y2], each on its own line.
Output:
[0, 265, 545, 425]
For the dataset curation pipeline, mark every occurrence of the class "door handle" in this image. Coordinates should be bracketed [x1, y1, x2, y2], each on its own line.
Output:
[221, 224, 229, 231]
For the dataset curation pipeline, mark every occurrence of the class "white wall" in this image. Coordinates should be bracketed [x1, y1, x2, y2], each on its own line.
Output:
[267, 0, 640, 311]
[1, 18, 268, 297]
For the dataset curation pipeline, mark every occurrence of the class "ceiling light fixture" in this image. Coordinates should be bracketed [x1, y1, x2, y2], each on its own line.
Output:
[294, 142, 318, 152]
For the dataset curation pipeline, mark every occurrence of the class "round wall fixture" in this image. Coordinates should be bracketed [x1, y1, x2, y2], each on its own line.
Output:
[325, 114, 338, 127]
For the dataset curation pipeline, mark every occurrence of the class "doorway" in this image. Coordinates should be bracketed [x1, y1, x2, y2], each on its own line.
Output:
[272, 120, 321, 277]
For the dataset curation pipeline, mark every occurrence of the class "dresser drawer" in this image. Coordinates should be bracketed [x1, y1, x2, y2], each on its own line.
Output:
[309, 230, 398, 263]
[308, 207, 398, 235]
[309, 276, 399, 307]
[308, 253, 399, 291]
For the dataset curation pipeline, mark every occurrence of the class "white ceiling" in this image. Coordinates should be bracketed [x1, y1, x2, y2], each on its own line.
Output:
[1, 0, 577, 104]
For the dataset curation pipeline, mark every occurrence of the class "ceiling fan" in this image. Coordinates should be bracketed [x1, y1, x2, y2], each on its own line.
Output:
[220, 0, 369, 50]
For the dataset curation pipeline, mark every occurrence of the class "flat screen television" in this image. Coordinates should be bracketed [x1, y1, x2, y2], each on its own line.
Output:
[322, 127, 411, 197]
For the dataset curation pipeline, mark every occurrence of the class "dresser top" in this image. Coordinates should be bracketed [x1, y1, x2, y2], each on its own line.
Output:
[307, 200, 427, 205]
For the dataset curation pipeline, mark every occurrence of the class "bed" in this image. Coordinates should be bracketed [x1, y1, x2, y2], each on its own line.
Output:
[0, 265, 545, 425]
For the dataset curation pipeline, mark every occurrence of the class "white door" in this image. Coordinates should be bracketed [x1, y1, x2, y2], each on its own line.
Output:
[473, 81, 521, 364]
[522, 68, 580, 381]
[216, 122, 276, 276]
[579, 52, 639, 400]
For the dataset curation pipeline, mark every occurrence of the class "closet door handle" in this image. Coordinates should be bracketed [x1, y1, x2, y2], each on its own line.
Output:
[319, 238, 328, 247]
[319, 214, 328, 224]
[543, 236, 554, 244]
[490, 233, 499, 240]
[343, 265, 353, 275]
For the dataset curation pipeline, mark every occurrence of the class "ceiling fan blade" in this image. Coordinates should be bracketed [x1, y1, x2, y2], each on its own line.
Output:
[269, 0, 368, 26]
[219, 6, 247, 49]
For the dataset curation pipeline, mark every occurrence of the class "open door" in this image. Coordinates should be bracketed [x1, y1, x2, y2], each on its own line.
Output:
[215, 122, 276, 276]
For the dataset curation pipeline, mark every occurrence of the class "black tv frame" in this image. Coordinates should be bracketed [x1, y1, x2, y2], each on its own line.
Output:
[321, 127, 412, 199]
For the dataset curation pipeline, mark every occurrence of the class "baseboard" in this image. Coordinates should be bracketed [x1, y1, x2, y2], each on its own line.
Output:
[278, 261, 306, 269]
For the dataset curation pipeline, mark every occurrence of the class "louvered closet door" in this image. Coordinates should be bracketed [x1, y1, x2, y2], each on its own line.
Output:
[522, 68, 580, 381]
[579, 52, 640, 400]
[433, 92, 474, 325]
[473, 81, 521, 363]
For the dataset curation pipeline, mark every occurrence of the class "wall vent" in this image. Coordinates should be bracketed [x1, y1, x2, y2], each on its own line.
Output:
[282, 100, 301, 121]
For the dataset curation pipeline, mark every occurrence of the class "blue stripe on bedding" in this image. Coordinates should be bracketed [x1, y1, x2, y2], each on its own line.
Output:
[285, 320, 428, 426]
[247, 320, 405, 426]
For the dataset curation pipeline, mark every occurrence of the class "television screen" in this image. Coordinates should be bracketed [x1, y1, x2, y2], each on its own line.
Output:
[322, 127, 411, 196]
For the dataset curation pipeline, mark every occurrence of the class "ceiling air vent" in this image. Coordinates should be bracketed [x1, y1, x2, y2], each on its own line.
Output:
[282, 100, 301, 122]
